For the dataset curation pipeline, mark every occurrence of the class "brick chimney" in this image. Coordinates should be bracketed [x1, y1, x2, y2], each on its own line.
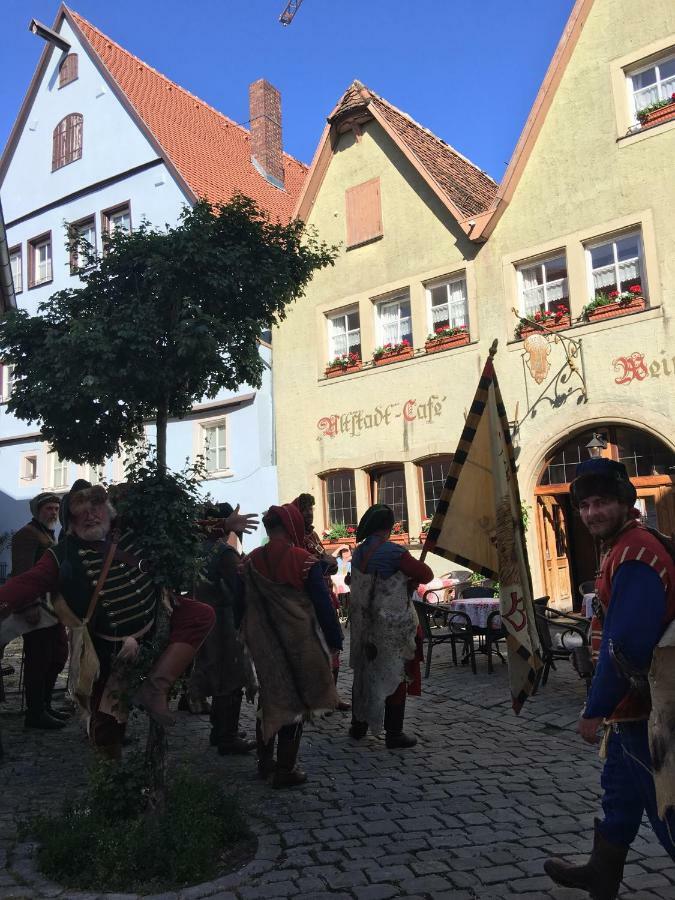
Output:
[249, 79, 284, 189]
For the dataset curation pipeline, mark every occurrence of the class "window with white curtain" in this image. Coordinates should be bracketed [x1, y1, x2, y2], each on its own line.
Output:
[427, 276, 468, 331]
[376, 295, 412, 346]
[203, 421, 227, 474]
[9, 247, 22, 293]
[629, 53, 675, 119]
[518, 255, 568, 317]
[327, 308, 361, 360]
[587, 232, 644, 299]
[50, 454, 69, 490]
[83, 463, 106, 483]
[69, 217, 96, 272]
[1, 364, 15, 402]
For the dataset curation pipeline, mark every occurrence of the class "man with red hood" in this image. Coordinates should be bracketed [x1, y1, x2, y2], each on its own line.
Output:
[241, 502, 342, 788]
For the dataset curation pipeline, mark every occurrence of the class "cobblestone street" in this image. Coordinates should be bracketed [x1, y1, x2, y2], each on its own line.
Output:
[1, 635, 674, 899]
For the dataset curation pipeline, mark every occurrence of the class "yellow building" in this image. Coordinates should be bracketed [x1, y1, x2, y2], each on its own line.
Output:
[274, 0, 675, 608]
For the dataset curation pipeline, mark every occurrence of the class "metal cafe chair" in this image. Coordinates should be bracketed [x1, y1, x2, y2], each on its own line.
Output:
[414, 598, 476, 677]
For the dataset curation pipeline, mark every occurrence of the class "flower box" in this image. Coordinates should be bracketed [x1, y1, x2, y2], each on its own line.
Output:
[638, 97, 675, 129]
[322, 538, 356, 553]
[373, 347, 414, 367]
[518, 315, 570, 340]
[389, 532, 409, 545]
[424, 332, 470, 354]
[325, 361, 362, 378]
[585, 296, 645, 323]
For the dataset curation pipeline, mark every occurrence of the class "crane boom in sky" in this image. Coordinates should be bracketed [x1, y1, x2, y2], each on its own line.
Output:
[279, 0, 305, 25]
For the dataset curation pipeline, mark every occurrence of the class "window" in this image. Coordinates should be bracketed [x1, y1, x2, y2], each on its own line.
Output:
[69, 216, 96, 273]
[102, 203, 132, 238]
[9, 246, 22, 293]
[327, 308, 361, 360]
[419, 456, 452, 519]
[59, 54, 78, 88]
[325, 471, 357, 527]
[518, 255, 568, 317]
[629, 53, 675, 120]
[371, 467, 408, 531]
[427, 276, 468, 332]
[1, 364, 15, 402]
[345, 178, 383, 248]
[52, 113, 83, 171]
[376, 294, 412, 346]
[203, 421, 227, 474]
[28, 233, 52, 287]
[49, 453, 69, 490]
[587, 231, 644, 300]
[82, 463, 106, 484]
[21, 454, 38, 482]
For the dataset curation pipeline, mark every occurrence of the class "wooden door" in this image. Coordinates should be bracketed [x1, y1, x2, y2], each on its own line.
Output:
[537, 495, 573, 608]
[635, 486, 675, 534]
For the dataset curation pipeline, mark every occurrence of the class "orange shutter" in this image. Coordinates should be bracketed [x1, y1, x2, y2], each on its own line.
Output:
[345, 178, 383, 248]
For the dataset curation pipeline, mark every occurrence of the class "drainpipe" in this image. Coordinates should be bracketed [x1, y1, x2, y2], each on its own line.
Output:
[0, 199, 16, 314]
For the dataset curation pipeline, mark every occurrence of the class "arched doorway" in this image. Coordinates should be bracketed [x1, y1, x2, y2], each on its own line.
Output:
[534, 425, 675, 609]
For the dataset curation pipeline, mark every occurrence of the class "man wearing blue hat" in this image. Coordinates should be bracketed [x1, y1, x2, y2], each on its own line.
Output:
[545, 457, 675, 899]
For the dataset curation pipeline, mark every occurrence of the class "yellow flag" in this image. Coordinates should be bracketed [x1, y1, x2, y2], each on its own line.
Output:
[424, 346, 543, 712]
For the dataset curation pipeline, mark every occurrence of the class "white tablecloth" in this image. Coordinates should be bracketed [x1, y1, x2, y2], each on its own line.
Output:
[450, 598, 501, 629]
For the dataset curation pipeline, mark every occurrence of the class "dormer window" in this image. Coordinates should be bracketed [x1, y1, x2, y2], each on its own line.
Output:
[59, 54, 78, 88]
[52, 114, 82, 171]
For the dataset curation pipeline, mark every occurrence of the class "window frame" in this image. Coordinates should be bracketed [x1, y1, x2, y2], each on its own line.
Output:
[201, 418, 229, 477]
[516, 253, 569, 317]
[52, 113, 83, 171]
[9, 245, 22, 294]
[47, 451, 69, 491]
[58, 53, 79, 88]
[27, 232, 53, 289]
[326, 306, 361, 361]
[416, 455, 453, 520]
[101, 202, 132, 240]
[374, 292, 412, 347]
[20, 454, 38, 483]
[323, 469, 358, 529]
[425, 273, 469, 335]
[369, 464, 409, 533]
[627, 50, 675, 123]
[68, 214, 97, 274]
[585, 229, 646, 303]
[1, 363, 16, 403]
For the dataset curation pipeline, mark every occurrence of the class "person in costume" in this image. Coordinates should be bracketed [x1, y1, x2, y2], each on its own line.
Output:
[349, 504, 433, 749]
[9, 492, 68, 730]
[188, 502, 258, 755]
[293, 493, 350, 710]
[241, 503, 342, 788]
[0, 480, 215, 759]
[545, 458, 675, 899]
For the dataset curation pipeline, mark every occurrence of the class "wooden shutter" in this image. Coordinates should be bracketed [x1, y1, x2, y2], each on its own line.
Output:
[345, 178, 383, 248]
[59, 54, 78, 88]
[52, 114, 82, 170]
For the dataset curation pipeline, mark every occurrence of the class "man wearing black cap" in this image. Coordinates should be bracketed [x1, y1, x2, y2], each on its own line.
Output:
[545, 458, 675, 899]
[10, 492, 68, 730]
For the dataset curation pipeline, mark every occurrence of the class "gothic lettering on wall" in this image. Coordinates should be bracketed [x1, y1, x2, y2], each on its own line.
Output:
[613, 351, 675, 385]
[317, 394, 447, 439]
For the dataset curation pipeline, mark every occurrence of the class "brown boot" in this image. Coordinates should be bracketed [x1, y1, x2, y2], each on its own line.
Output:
[256, 719, 276, 779]
[271, 723, 307, 789]
[133, 642, 197, 727]
[217, 692, 255, 755]
[544, 819, 628, 900]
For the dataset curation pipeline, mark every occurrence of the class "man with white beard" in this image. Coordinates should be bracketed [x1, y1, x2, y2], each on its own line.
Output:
[0, 480, 215, 758]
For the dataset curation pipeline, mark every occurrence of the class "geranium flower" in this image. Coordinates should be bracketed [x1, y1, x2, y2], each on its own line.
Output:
[608, 290, 619, 299]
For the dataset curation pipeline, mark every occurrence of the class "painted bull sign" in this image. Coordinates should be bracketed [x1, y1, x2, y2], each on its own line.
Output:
[317, 394, 446, 439]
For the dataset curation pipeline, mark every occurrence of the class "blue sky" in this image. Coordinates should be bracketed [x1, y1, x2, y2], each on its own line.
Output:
[1, 0, 576, 181]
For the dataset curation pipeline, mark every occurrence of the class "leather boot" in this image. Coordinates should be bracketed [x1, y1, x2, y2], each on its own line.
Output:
[256, 719, 276, 779]
[272, 723, 307, 788]
[544, 819, 628, 900]
[44, 685, 70, 721]
[349, 718, 368, 740]
[384, 695, 417, 749]
[24, 709, 66, 730]
[218, 692, 255, 755]
[133, 642, 197, 727]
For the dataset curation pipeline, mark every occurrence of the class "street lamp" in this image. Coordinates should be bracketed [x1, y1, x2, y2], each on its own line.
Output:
[586, 432, 607, 458]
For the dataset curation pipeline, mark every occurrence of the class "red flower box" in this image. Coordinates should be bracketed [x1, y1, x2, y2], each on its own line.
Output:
[424, 332, 470, 354]
[373, 347, 414, 367]
[389, 532, 409, 545]
[325, 361, 362, 378]
[518, 315, 571, 339]
[586, 297, 645, 323]
[640, 103, 675, 129]
[322, 538, 356, 553]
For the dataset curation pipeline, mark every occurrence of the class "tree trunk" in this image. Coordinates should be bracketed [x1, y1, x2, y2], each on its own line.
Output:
[156, 400, 168, 472]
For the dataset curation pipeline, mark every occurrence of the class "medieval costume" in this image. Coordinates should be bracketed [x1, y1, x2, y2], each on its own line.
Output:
[0, 481, 214, 759]
[545, 459, 675, 899]
[7, 492, 68, 729]
[189, 503, 257, 754]
[349, 505, 432, 749]
[241, 503, 342, 787]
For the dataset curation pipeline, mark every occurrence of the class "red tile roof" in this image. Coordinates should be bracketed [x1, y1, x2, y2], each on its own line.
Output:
[66, 7, 306, 223]
[329, 81, 497, 219]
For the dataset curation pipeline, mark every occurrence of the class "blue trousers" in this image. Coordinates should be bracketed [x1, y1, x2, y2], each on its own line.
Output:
[600, 722, 675, 858]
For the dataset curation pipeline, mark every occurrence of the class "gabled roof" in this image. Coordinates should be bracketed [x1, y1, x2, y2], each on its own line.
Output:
[1, 5, 307, 223]
[295, 80, 498, 226]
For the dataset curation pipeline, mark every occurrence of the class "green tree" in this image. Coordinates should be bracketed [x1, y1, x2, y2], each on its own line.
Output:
[0, 197, 336, 468]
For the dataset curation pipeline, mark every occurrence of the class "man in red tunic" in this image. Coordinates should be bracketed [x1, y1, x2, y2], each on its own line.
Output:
[545, 458, 675, 899]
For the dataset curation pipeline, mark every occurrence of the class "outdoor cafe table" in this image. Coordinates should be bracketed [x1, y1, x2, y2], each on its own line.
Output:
[450, 597, 501, 629]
